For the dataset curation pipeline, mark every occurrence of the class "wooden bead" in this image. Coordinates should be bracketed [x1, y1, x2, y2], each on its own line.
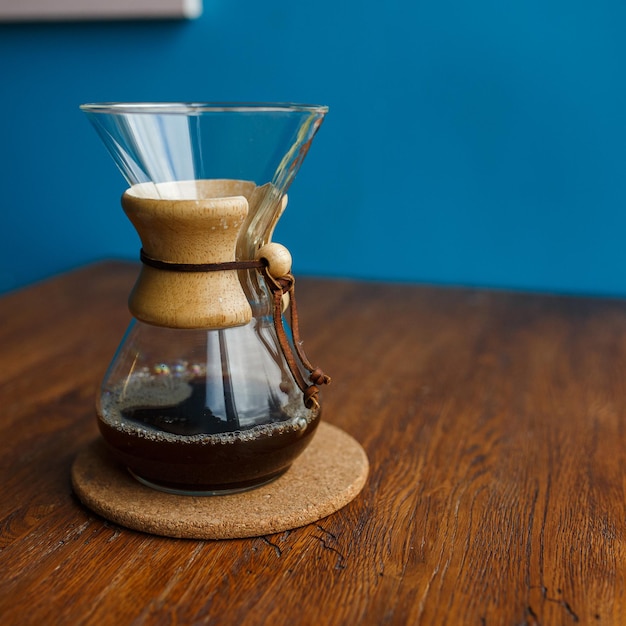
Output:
[256, 243, 292, 278]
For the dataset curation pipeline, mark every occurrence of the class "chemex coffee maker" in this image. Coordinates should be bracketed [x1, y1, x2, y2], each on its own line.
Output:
[71, 103, 368, 539]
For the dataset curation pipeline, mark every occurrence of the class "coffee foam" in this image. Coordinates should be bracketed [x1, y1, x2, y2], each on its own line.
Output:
[98, 374, 315, 446]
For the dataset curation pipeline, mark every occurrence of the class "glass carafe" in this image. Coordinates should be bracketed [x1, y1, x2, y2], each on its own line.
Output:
[81, 103, 329, 495]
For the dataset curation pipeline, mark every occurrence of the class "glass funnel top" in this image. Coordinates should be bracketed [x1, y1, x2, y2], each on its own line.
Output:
[80, 102, 328, 198]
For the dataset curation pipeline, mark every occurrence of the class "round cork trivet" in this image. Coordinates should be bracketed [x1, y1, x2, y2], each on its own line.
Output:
[71, 422, 368, 539]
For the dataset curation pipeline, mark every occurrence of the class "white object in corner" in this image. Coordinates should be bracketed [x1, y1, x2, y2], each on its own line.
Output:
[0, 0, 202, 21]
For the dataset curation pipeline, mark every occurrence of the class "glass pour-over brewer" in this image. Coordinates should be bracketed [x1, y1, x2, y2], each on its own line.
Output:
[80, 102, 330, 495]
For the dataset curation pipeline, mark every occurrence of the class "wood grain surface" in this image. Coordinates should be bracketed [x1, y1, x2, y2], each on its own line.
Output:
[2, 261, 626, 625]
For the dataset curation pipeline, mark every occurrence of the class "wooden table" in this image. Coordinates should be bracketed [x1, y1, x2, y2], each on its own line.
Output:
[2, 261, 626, 625]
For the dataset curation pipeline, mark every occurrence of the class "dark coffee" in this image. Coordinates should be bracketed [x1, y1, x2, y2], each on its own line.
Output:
[97, 379, 319, 493]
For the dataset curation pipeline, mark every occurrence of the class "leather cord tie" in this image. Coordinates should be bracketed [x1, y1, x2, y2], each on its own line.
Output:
[139, 247, 330, 409]
[140, 249, 265, 273]
[261, 267, 331, 411]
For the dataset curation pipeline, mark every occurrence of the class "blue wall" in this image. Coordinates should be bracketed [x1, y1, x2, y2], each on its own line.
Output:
[2, 0, 626, 296]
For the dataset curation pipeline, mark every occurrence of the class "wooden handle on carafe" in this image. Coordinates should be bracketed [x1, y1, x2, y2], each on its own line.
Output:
[122, 181, 253, 329]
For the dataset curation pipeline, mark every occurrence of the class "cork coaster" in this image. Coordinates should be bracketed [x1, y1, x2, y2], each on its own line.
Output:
[71, 422, 368, 539]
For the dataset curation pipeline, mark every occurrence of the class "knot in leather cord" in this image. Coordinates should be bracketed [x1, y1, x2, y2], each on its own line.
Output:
[276, 275, 294, 291]
[304, 385, 321, 410]
[309, 367, 330, 386]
